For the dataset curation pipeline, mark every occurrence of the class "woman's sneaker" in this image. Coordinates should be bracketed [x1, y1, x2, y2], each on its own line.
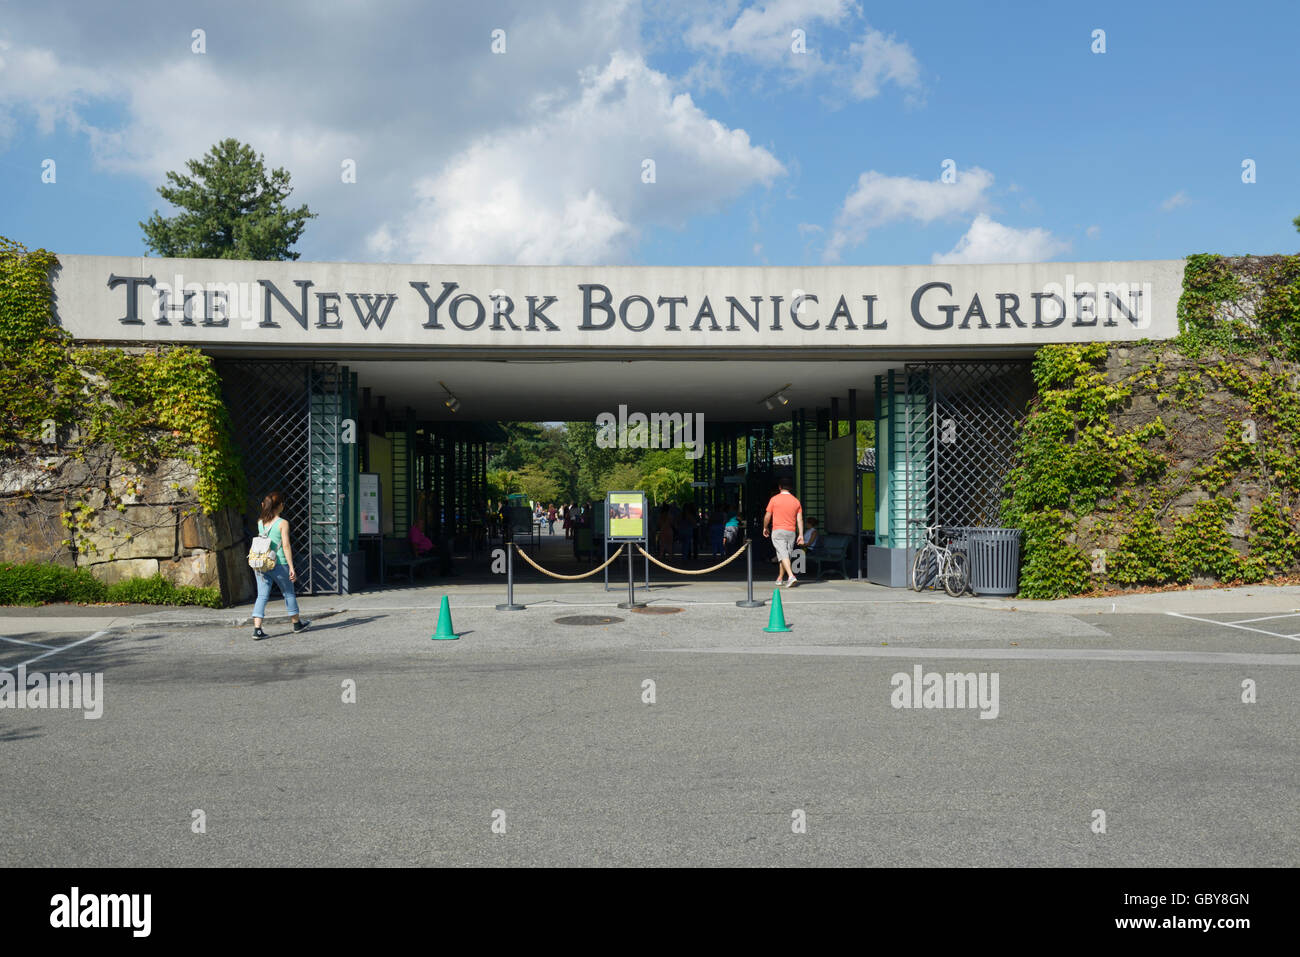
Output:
[293, 619, 311, 633]
[252, 627, 268, 640]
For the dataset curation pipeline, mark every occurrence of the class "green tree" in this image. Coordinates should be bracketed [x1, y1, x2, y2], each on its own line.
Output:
[605, 462, 644, 492]
[514, 465, 561, 504]
[140, 139, 315, 260]
[564, 420, 619, 479]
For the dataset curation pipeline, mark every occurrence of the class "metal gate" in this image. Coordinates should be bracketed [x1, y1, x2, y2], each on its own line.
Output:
[904, 360, 1032, 537]
[218, 360, 347, 594]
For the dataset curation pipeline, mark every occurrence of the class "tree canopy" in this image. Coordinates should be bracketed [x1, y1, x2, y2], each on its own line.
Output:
[140, 138, 315, 261]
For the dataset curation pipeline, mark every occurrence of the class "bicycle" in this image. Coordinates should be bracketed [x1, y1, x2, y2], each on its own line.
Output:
[907, 520, 969, 597]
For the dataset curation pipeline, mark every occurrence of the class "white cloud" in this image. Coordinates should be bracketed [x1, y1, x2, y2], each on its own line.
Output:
[1086, 224, 1101, 238]
[685, 0, 852, 58]
[847, 27, 921, 99]
[931, 214, 1070, 265]
[824, 167, 994, 262]
[681, 2, 921, 101]
[373, 52, 785, 264]
[0, 2, 784, 265]
[0, 39, 114, 140]
[1161, 190, 1190, 211]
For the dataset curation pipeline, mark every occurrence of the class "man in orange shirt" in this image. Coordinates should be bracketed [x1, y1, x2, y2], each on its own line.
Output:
[763, 478, 805, 587]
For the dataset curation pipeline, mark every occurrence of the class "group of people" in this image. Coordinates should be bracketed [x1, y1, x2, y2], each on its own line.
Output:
[649, 484, 823, 576]
[528, 502, 586, 537]
[246, 481, 826, 639]
[655, 502, 704, 559]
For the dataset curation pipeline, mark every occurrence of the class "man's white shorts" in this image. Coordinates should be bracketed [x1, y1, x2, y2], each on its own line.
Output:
[772, 529, 797, 561]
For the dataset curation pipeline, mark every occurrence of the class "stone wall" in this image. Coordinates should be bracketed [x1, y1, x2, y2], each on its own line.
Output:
[0, 446, 256, 605]
[1075, 343, 1299, 584]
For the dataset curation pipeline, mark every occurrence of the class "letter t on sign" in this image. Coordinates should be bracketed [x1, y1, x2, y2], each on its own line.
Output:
[107, 274, 157, 325]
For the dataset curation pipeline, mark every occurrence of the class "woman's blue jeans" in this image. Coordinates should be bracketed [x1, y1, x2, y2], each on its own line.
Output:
[253, 564, 299, 618]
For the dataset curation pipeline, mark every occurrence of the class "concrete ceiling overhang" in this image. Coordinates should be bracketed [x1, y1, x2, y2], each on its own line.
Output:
[270, 349, 1037, 422]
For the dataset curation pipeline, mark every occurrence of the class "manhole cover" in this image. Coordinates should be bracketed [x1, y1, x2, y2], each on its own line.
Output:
[554, 615, 624, 626]
[632, 606, 683, 615]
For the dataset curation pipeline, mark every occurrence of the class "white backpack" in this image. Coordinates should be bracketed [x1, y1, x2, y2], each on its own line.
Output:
[247, 519, 279, 571]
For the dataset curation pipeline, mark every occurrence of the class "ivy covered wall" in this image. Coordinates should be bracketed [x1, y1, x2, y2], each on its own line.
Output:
[0, 236, 252, 603]
[1003, 254, 1300, 598]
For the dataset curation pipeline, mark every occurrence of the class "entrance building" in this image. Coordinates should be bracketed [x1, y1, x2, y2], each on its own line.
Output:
[50, 255, 1186, 592]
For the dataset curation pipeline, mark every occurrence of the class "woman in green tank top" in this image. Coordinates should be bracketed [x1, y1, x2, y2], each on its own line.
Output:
[251, 491, 310, 640]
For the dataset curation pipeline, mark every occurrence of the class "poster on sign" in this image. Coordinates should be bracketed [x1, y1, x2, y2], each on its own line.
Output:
[605, 491, 647, 541]
[359, 473, 381, 536]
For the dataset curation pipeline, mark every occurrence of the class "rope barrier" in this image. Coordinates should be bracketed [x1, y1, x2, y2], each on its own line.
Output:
[512, 542, 626, 580]
[634, 542, 750, 576]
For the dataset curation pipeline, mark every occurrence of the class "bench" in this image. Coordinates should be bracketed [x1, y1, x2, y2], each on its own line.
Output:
[383, 537, 436, 582]
[807, 533, 852, 581]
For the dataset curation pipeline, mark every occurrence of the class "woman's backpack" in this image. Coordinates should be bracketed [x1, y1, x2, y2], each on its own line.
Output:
[247, 520, 278, 571]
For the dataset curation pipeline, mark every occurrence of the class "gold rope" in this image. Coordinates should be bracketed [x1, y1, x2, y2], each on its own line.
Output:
[512, 542, 627, 580]
[634, 542, 750, 576]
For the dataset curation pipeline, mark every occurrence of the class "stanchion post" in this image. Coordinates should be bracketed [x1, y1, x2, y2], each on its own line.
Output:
[618, 542, 644, 609]
[495, 543, 526, 611]
[736, 542, 765, 608]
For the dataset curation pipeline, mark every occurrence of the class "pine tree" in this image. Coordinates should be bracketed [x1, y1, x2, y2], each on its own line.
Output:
[140, 138, 315, 261]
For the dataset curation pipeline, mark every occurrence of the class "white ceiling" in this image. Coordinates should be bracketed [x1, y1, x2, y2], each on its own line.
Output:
[345, 358, 898, 421]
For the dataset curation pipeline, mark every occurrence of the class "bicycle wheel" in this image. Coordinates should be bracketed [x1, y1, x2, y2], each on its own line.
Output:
[943, 550, 969, 597]
[911, 547, 938, 591]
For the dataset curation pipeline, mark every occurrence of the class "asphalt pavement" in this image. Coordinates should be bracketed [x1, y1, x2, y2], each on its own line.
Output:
[2, 576, 1297, 867]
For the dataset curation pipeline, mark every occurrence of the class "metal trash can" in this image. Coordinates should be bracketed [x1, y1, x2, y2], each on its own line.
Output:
[968, 528, 1023, 596]
[945, 525, 973, 554]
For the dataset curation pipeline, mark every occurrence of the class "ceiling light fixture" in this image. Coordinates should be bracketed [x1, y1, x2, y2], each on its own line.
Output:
[440, 381, 460, 413]
[758, 384, 793, 410]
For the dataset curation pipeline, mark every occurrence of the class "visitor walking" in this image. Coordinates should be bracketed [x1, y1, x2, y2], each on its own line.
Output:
[251, 491, 311, 640]
[657, 504, 675, 557]
[763, 478, 804, 587]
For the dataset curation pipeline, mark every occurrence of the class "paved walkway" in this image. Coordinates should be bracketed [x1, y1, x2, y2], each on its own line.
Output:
[2, 576, 1298, 634]
[4, 529, 1299, 631]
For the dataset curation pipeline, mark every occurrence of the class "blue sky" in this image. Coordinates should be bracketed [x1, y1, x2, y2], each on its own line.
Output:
[1, 0, 1296, 267]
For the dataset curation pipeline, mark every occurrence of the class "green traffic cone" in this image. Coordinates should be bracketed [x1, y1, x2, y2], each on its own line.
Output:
[431, 595, 459, 640]
[763, 588, 792, 633]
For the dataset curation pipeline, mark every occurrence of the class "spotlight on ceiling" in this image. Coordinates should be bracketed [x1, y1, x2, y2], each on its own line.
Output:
[440, 382, 460, 413]
[758, 384, 793, 412]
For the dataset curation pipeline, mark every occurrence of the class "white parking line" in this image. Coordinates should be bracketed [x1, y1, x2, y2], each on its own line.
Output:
[0, 630, 111, 672]
[0, 636, 56, 650]
[1226, 613, 1300, 625]
[1166, 611, 1300, 642]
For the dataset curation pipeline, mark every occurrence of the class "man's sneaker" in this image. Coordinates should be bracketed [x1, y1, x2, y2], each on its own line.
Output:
[252, 628, 268, 640]
[293, 619, 311, 633]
